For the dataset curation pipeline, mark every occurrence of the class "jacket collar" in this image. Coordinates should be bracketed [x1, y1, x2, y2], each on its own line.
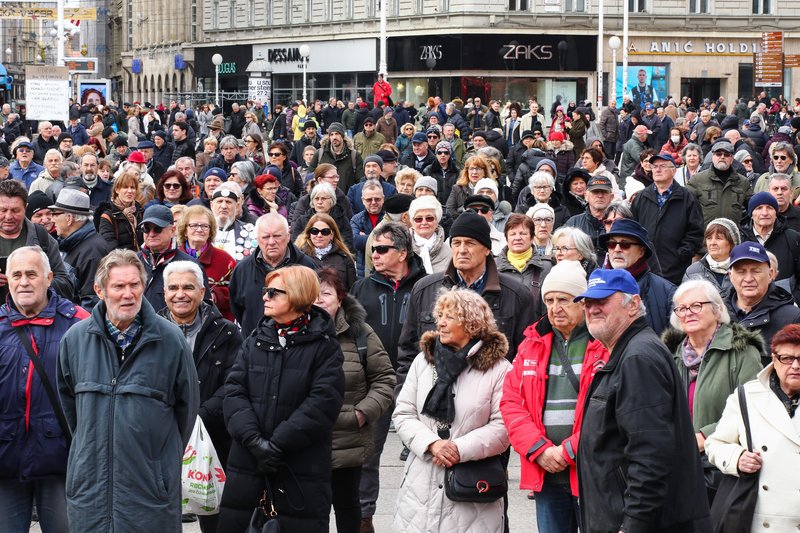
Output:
[443, 256, 501, 293]
[601, 317, 650, 372]
[87, 297, 162, 348]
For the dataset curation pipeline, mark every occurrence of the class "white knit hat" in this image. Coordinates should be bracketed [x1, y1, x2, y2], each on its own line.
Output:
[526, 202, 555, 220]
[474, 178, 499, 199]
[541, 260, 588, 300]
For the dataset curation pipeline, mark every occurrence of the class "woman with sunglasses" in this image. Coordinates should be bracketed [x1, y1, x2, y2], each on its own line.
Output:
[446, 154, 492, 218]
[396, 123, 416, 158]
[97, 170, 144, 251]
[291, 182, 354, 252]
[243, 132, 265, 168]
[267, 141, 304, 197]
[218, 265, 345, 533]
[408, 196, 450, 274]
[296, 213, 356, 290]
[144, 169, 192, 209]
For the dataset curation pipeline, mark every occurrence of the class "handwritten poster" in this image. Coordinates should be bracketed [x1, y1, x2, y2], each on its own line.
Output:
[25, 66, 70, 123]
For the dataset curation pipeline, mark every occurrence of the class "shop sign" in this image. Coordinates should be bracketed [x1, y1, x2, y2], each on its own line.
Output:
[267, 48, 304, 63]
[195, 45, 252, 78]
[633, 40, 759, 55]
[253, 39, 376, 74]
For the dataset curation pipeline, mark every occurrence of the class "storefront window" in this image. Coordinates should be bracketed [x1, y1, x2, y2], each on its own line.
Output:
[689, 0, 709, 13]
[628, 0, 647, 12]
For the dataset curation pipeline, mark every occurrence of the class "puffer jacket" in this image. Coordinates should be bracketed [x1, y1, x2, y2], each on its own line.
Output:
[392, 330, 511, 533]
[511, 147, 548, 201]
[422, 159, 461, 206]
[331, 296, 395, 469]
[307, 244, 357, 290]
[682, 256, 733, 293]
[0, 290, 88, 481]
[545, 141, 576, 180]
[290, 204, 354, 252]
[218, 307, 344, 533]
[662, 322, 763, 437]
[495, 247, 553, 321]
[501, 318, 609, 496]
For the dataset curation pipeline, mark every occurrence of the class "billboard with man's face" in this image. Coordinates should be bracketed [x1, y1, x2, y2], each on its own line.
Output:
[615, 65, 668, 109]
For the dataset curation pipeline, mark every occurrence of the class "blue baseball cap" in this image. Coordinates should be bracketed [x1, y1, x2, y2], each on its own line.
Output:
[649, 153, 675, 165]
[729, 242, 769, 267]
[203, 167, 228, 181]
[411, 132, 427, 144]
[573, 269, 640, 302]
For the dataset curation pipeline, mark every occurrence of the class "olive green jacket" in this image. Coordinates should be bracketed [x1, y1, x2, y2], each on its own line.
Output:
[685, 168, 753, 226]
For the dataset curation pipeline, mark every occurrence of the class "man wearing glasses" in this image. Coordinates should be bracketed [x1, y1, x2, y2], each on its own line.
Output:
[631, 153, 704, 285]
[564, 175, 615, 252]
[687, 140, 752, 225]
[9, 141, 44, 188]
[753, 141, 800, 193]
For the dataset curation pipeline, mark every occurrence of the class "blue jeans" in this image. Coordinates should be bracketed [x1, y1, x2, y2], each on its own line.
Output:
[0, 477, 69, 533]
[534, 480, 580, 533]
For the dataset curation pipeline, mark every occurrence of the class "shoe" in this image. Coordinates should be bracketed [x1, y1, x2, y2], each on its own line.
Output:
[360, 516, 375, 533]
[399, 445, 410, 461]
[181, 513, 198, 523]
[527, 490, 536, 500]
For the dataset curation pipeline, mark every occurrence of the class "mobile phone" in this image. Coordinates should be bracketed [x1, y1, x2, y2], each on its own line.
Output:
[0, 257, 6, 273]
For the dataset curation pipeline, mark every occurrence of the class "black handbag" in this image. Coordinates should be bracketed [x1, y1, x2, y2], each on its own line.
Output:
[445, 455, 508, 503]
[709, 385, 760, 533]
[247, 481, 281, 533]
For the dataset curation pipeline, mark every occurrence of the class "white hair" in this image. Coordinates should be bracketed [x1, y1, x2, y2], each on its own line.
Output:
[256, 211, 289, 234]
[670, 279, 730, 330]
[311, 182, 337, 205]
[8, 246, 51, 277]
[408, 195, 443, 222]
[529, 171, 555, 189]
[163, 260, 204, 289]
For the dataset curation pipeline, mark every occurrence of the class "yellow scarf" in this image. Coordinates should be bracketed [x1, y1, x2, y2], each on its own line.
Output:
[507, 248, 533, 272]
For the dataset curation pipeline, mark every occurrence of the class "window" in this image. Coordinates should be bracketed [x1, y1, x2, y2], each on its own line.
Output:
[325, 0, 333, 19]
[689, 0, 709, 13]
[344, 0, 353, 18]
[629, 0, 646, 12]
[229, 0, 237, 27]
[392, 0, 400, 15]
[286, 0, 292, 24]
[508, 0, 529, 10]
[212, 0, 220, 28]
[265, 0, 273, 24]
[565, 0, 585, 11]
[191, 0, 198, 40]
[414, 0, 423, 14]
[306, 0, 312, 21]
[439, 0, 449, 11]
[127, 0, 133, 48]
[368, 0, 376, 17]
[752, 0, 770, 14]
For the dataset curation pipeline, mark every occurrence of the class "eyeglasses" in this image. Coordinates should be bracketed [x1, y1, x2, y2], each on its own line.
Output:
[532, 185, 551, 190]
[436, 151, 450, 155]
[268, 152, 284, 158]
[467, 167, 483, 173]
[141, 224, 165, 234]
[413, 215, 436, 223]
[262, 287, 287, 299]
[712, 151, 732, 157]
[553, 246, 577, 254]
[427, 135, 439, 139]
[309, 227, 332, 236]
[363, 197, 383, 203]
[163, 182, 182, 189]
[187, 223, 211, 232]
[607, 240, 641, 250]
[16, 148, 32, 153]
[673, 301, 713, 317]
[773, 155, 789, 161]
[371, 245, 397, 254]
[246, 139, 256, 144]
[651, 165, 674, 171]
[532, 217, 554, 225]
[468, 206, 491, 214]
[773, 353, 800, 365]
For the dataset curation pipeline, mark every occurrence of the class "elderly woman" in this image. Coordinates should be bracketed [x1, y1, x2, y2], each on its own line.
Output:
[392, 288, 512, 533]
[218, 265, 345, 533]
[700, 126, 722, 157]
[630, 148, 656, 187]
[144, 169, 192, 209]
[313, 268, 395, 533]
[97, 170, 144, 251]
[446, 154, 492, 218]
[176, 205, 237, 321]
[196, 136, 218, 181]
[705, 323, 800, 531]
[515, 170, 570, 229]
[527, 203, 557, 259]
[496, 213, 553, 321]
[683, 218, 740, 292]
[246, 168, 297, 220]
[295, 213, 356, 290]
[241, 110, 262, 140]
[244, 132, 265, 168]
[267, 141, 304, 197]
[561, 168, 589, 217]
[291, 181, 354, 251]
[408, 195, 451, 274]
[228, 160, 257, 198]
[395, 168, 421, 196]
[674, 143, 703, 186]
[127, 106, 142, 148]
[551, 226, 597, 277]
[662, 279, 763, 501]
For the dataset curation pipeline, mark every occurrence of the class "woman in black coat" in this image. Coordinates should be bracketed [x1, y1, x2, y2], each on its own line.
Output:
[219, 265, 345, 533]
[295, 212, 357, 290]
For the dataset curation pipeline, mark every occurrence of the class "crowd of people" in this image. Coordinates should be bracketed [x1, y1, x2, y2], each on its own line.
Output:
[0, 84, 800, 533]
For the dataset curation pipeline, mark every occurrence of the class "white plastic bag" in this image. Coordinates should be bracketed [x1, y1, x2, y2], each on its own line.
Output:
[181, 416, 226, 515]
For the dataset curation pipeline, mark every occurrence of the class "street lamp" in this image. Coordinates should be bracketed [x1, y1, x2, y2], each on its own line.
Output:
[622, 0, 629, 101]
[597, 0, 604, 109]
[609, 35, 621, 105]
[299, 44, 310, 105]
[211, 53, 223, 107]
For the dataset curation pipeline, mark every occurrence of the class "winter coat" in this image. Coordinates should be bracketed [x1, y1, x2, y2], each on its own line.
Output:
[659, 138, 688, 165]
[511, 148, 548, 201]
[662, 323, 763, 437]
[620, 136, 647, 182]
[495, 247, 553, 321]
[347, 178, 397, 215]
[137, 248, 209, 315]
[545, 141, 576, 180]
[375, 116, 398, 145]
[631, 182, 705, 285]
[217, 307, 344, 533]
[568, 117, 587, 157]
[350, 256, 428, 368]
[290, 204, 354, 252]
[741, 220, 800, 301]
[192, 243, 237, 322]
[9, 160, 44, 189]
[57, 298, 200, 533]
[686, 167, 752, 226]
[500, 317, 609, 496]
[290, 187, 353, 227]
[392, 330, 511, 533]
[396, 134, 413, 158]
[422, 159, 461, 206]
[228, 244, 317, 336]
[59, 221, 108, 310]
[633, 269, 676, 336]
[578, 318, 711, 533]
[410, 226, 451, 274]
[245, 186, 296, 223]
[741, 124, 769, 156]
[445, 183, 473, 218]
[306, 244, 357, 290]
[561, 174, 588, 217]
[308, 135, 365, 192]
[683, 256, 734, 293]
[353, 130, 386, 160]
[705, 364, 800, 532]
[0, 290, 88, 481]
[400, 147, 436, 174]
[97, 200, 144, 251]
[349, 208, 384, 278]
[331, 296, 395, 469]
[598, 106, 619, 143]
[564, 207, 605, 252]
[289, 134, 320, 166]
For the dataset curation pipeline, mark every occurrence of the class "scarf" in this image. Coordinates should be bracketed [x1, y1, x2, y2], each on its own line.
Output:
[507, 247, 533, 272]
[681, 325, 719, 381]
[706, 255, 731, 275]
[275, 313, 310, 347]
[413, 231, 438, 274]
[770, 371, 799, 418]
[183, 241, 209, 259]
[141, 246, 178, 271]
[113, 198, 138, 229]
[314, 243, 333, 260]
[421, 337, 482, 425]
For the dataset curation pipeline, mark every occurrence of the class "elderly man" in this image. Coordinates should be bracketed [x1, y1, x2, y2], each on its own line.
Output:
[350, 180, 386, 277]
[0, 246, 89, 531]
[690, 108, 719, 145]
[723, 242, 800, 365]
[501, 260, 610, 532]
[619, 125, 650, 181]
[350, 222, 427, 533]
[30, 149, 64, 194]
[564, 175, 614, 253]
[766, 172, 800, 231]
[687, 140, 752, 225]
[57, 249, 199, 532]
[575, 268, 710, 533]
[50, 189, 108, 310]
[631, 153, 704, 285]
[134, 140, 165, 182]
[754, 141, 800, 193]
[400, 132, 435, 172]
[347, 155, 397, 215]
[158, 260, 242, 533]
[33, 122, 58, 164]
[600, 218, 676, 335]
[210, 186, 255, 261]
[228, 212, 316, 335]
[308, 122, 364, 191]
[10, 141, 44, 188]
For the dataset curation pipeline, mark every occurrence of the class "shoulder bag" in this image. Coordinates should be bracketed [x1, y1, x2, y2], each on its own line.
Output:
[247, 479, 281, 533]
[440, 423, 507, 503]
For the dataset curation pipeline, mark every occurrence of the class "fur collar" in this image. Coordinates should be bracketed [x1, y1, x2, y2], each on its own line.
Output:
[334, 294, 367, 337]
[420, 329, 509, 372]
[661, 321, 764, 354]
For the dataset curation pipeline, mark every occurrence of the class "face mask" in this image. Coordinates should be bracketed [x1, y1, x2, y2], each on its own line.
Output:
[671, 135, 681, 143]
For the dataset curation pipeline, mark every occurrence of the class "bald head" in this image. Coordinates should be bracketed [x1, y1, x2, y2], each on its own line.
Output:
[724, 129, 741, 144]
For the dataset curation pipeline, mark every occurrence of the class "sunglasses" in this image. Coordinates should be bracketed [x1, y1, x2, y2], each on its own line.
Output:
[606, 240, 640, 250]
[427, 135, 439, 139]
[371, 245, 397, 255]
[773, 155, 789, 161]
[268, 152, 284, 157]
[163, 182, 182, 189]
[712, 151, 732, 157]
[141, 224, 165, 234]
[436, 151, 450, 155]
[309, 227, 332, 236]
[413, 215, 436, 223]
[262, 287, 287, 299]
[468, 206, 491, 214]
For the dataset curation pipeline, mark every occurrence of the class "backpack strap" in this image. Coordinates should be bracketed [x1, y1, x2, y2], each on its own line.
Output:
[356, 330, 370, 386]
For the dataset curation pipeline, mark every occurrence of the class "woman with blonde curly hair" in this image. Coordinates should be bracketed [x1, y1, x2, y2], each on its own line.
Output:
[446, 154, 492, 217]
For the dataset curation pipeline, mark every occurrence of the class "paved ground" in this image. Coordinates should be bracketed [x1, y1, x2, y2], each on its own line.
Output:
[32, 431, 538, 532]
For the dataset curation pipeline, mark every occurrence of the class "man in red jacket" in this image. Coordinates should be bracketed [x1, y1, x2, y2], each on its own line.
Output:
[500, 259, 610, 533]
[372, 73, 392, 108]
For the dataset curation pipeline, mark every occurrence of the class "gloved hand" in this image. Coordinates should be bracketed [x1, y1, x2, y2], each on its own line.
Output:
[244, 435, 284, 474]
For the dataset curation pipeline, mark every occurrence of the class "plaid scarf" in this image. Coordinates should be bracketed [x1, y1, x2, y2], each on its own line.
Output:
[681, 326, 719, 382]
[770, 371, 799, 418]
[141, 246, 178, 270]
[275, 313, 310, 347]
[106, 315, 142, 352]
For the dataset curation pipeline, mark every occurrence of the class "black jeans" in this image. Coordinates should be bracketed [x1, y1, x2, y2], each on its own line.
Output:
[332, 466, 363, 533]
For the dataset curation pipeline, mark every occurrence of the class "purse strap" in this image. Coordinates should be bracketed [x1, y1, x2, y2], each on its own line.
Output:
[258, 479, 278, 519]
[14, 325, 73, 444]
[736, 385, 753, 453]
[555, 345, 580, 393]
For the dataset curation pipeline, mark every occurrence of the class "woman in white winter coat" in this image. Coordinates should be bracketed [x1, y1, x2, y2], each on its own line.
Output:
[705, 323, 800, 532]
[392, 288, 511, 533]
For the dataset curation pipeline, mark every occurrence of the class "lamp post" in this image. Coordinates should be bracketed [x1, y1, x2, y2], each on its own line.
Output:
[299, 44, 310, 105]
[609, 35, 621, 105]
[622, 0, 629, 101]
[211, 53, 223, 107]
[597, 0, 604, 109]
[379, 0, 387, 79]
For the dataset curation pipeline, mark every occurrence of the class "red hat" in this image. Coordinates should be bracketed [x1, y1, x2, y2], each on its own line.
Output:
[128, 151, 146, 164]
[549, 131, 566, 142]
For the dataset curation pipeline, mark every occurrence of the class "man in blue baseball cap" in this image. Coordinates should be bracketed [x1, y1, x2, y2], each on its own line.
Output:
[574, 267, 711, 533]
[400, 131, 435, 172]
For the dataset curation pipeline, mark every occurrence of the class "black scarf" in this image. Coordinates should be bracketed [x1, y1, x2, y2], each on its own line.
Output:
[770, 371, 799, 418]
[421, 337, 480, 425]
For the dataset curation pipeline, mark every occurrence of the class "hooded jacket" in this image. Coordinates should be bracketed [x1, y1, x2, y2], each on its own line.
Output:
[308, 134, 365, 192]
